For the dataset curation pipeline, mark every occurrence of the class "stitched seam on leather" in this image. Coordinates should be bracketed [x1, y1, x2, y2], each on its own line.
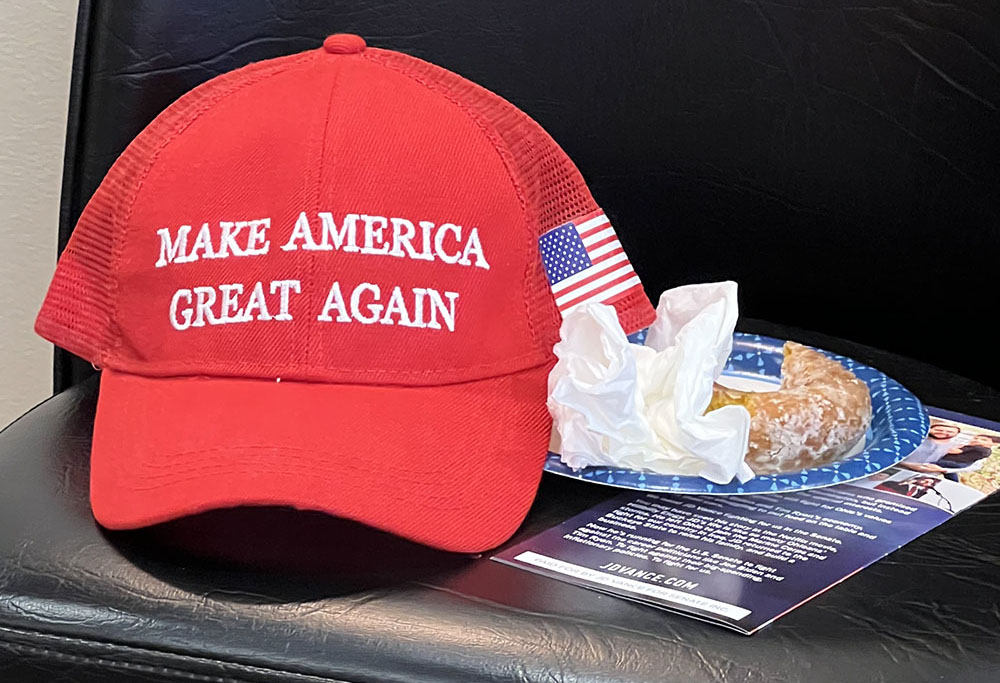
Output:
[0, 625, 354, 683]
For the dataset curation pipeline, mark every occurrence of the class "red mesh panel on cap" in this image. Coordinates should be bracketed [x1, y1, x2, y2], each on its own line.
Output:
[34, 51, 318, 365]
[363, 48, 655, 344]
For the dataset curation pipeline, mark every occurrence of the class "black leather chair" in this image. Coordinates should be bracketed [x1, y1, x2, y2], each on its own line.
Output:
[2, 2, 999, 681]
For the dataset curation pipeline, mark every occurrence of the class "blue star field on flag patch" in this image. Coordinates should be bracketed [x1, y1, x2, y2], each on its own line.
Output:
[538, 222, 593, 285]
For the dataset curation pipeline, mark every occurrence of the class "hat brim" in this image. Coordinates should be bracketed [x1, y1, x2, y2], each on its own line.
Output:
[91, 365, 552, 552]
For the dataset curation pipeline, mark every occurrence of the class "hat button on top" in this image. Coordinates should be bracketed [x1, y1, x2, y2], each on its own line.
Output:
[323, 34, 366, 54]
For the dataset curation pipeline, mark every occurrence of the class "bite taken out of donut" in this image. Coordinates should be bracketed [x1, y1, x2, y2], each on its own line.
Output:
[707, 342, 873, 475]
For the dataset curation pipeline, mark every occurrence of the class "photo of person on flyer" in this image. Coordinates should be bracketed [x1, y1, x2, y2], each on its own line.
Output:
[900, 418, 1000, 486]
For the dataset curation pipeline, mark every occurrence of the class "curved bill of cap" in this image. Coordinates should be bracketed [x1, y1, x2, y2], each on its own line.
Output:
[90, 364, 552, 553]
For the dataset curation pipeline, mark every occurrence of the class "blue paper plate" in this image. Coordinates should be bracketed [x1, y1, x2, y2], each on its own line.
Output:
[544, 333, 929, 494]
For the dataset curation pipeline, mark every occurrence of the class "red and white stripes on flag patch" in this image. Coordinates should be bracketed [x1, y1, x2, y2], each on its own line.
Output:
[538, 209, 644, 315]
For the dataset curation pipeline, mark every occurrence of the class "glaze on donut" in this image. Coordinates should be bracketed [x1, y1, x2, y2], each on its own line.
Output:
[708, 342, 873, 474]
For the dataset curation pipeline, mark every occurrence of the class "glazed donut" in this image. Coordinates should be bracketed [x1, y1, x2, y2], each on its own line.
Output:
[708, 342, 872, 474]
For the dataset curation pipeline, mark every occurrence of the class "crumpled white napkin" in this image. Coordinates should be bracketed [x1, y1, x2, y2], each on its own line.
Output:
[547, 282, 754, 484]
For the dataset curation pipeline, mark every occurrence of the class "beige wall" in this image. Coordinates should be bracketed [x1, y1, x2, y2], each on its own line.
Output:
[0, 1, 79, 428]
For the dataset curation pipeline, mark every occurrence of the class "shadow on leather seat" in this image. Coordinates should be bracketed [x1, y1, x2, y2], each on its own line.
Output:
[108, 507, 474, 602]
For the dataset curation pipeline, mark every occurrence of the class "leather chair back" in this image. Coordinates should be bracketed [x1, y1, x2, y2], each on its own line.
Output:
[58, 0, 1000, 390]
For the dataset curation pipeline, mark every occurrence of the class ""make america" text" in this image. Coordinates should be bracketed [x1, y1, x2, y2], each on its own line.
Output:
[155, 211, 489, 333]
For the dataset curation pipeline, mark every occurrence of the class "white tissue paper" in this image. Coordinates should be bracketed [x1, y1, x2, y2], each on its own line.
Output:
[547, 282, 755, 484]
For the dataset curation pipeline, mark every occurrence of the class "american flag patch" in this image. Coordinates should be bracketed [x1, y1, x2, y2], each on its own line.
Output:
[538, 209, 643, 315]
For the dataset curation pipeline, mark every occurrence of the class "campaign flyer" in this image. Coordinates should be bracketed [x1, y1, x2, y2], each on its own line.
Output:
[494, 408, 1000, 634]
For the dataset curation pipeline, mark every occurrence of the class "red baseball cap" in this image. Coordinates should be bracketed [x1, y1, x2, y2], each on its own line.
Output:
[36, 35, 654, 552]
